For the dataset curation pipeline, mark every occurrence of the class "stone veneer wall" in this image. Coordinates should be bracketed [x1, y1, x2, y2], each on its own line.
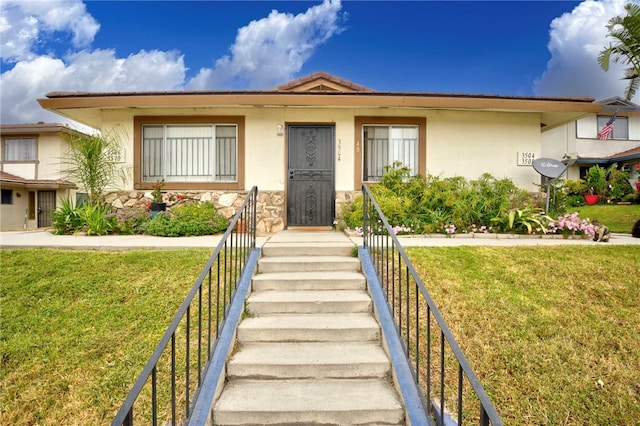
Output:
[105, 190, 357, 235]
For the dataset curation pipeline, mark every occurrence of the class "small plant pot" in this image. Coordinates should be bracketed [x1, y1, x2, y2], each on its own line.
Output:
[584, 195, 599, 205]
[150, 202, 166, 218]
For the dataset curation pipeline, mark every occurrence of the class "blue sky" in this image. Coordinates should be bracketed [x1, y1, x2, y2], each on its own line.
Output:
[0, 0, 634, 127]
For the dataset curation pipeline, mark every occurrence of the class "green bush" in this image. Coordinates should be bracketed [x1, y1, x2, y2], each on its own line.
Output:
[108, 207, 150, 234]
[605, 164, 634, 200]
[52, 199, 84, 235]
[144, 202, 228, 237]
[344, 165, 534, 235]
[52, 200, 114, 235]
[491, 208, 551, 235]
[81, 204, 115, 236]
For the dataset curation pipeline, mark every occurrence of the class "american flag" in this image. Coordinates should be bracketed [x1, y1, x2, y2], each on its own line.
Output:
[598, 113, 617, 140]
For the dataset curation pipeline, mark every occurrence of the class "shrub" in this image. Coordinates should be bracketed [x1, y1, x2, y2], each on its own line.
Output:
[107, 207, 150, 235]
[343, 167, 535, 235]
[547, 212, 595, 238]
[52, 200, 114, 235]
[81, 204, 115, 236]
[52, 199, 84, 235]
[491, 208, 551, 235]
[605, 164, 634, 200]
[144, 202, 228, 237]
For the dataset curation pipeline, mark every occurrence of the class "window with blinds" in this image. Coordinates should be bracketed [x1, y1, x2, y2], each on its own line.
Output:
[363, 125, 418, 181]
[142, 124, 237, 182]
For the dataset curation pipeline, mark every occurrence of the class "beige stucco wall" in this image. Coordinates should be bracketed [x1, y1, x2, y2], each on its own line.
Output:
[0, 186, 29, 230]
[424, 110, 541, 189]
[38, 133, 69, 180]
[101, 106, 546, 193]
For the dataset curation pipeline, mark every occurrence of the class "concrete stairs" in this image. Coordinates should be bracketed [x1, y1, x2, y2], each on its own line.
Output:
[213, 231, 405, 425]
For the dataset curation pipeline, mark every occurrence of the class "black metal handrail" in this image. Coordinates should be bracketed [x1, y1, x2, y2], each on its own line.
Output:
[111, 186, 258, 426]
[362, 185, 502, 426]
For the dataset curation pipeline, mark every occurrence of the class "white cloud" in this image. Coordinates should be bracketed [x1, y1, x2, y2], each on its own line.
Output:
[0, 0, 344, 127]
[187, 0, 344, 90]
[0, 0, 99, 63]
[534, 0, 632, 101]
[0, 49, 187, 125]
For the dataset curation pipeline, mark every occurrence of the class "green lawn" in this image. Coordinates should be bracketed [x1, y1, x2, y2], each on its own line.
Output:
[2, 245, 639, 425]
[0, 248, 211, 425]
[408, 245, 640, 425]
[572, 204, 640, 233]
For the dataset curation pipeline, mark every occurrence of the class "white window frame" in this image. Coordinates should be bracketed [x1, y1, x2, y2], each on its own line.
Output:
[362, 124, 418, 182]
[141, 123, 238, 183]
[597, 115, 628, 140]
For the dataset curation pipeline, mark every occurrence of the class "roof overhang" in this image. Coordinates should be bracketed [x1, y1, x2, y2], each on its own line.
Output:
[38, 90, 601, 131]
[0, 172, 77, 190]
[0, 122, 87, 137]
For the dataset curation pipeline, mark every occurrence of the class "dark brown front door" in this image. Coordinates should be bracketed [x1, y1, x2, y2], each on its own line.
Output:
[37, 190, 56, 228]
[287, 125, 335, 226]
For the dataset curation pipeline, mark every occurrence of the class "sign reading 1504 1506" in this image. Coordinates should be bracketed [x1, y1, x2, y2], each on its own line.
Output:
[517, 152, 536, 166]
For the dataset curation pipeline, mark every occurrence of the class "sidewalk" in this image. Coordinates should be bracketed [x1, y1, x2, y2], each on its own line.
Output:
[1, 229, 639, 250]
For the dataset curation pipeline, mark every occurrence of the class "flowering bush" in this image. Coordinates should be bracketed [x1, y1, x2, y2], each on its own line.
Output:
[351, 224, 412, 236]
[444, 223, 456, 236]
[546, 212, 595, 238]
[107, 207, 150, 234]
[469, 224, 489, 236]
[151, 180, 165, 203]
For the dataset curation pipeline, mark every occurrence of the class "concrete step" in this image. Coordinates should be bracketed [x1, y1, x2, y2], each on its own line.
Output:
[262, 241, 355, 257]
[266, 230, 353, 244]
[213, 378, 404, 426]
[252, 271, 366, 291]
[246, 290, 372, 314]
[227, 342, 391, 379]
[237, 313, 380, 342]
[257, 255, 361, 273]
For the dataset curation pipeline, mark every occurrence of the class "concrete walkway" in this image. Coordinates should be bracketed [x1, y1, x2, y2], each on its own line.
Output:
[1, 229, 639, 250]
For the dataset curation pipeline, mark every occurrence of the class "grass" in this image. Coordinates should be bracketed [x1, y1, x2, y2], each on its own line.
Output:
[2, 243, 639, 424]
[407, 245, 640, 425]
[0, 248, 211, 425]
[571, 204, 640, 233]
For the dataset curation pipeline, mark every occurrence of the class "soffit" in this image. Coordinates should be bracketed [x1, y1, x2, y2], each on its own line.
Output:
[38, 91, 601, 130]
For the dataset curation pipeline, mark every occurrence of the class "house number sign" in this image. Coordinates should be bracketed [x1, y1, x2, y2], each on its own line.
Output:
[517, 152, 536, 166]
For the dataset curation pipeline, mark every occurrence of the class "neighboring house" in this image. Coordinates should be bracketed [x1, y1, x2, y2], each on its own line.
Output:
[0, 123, 78, 230]
[38, 72, 602, 232]
[542, 97, 640, 189]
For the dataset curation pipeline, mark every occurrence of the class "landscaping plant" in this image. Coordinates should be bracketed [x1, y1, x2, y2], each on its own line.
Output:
[144, 201, 228, 237]
[343, 164, 534, 235]
[59, 126, 128, 206]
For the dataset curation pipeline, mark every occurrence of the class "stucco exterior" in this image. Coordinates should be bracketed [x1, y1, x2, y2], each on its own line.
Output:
[37, 72, 603, 228]
[0, 124, 79, 230]
[541, 97, 640, 183]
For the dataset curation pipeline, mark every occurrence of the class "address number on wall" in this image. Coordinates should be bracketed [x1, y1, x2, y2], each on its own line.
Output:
[517, 152, 536, 166]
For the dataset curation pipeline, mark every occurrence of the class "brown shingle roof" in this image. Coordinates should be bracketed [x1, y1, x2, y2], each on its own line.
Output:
[0, 171, 77, 189]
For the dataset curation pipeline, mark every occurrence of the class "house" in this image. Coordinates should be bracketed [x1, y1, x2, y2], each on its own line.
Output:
[541, 96, 640, 189]
[37, 71, 602, 233]
[0, 123, 79, 231]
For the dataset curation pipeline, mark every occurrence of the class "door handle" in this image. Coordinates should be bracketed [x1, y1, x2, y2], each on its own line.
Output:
[288, 169, 294, 179]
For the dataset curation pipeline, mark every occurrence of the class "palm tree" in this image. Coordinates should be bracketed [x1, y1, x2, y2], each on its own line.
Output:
[60, 126, 127, 206]
[598, 2, 640, 100]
